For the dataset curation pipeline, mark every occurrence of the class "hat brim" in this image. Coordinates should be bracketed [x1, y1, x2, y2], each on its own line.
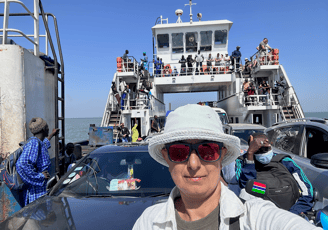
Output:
[148, 129, 241, 168]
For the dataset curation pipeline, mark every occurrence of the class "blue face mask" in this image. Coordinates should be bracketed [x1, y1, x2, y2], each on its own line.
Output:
[255, 150, 274, 164]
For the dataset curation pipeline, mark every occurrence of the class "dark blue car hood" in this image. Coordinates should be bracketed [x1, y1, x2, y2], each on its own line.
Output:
[0, 195, 168, 229]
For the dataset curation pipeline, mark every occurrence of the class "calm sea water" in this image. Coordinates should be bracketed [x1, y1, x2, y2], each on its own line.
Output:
[65, 112, 328, 144]
[65, 117, 102, 143]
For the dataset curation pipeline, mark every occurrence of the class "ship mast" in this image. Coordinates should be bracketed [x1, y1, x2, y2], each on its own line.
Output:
[185, 0, 196, 24]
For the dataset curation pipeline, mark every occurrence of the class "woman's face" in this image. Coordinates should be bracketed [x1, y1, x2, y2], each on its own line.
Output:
[162, 139, 227, 200]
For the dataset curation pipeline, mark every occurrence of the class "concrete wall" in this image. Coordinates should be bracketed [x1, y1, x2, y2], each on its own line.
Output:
[0, 45, 56, 173]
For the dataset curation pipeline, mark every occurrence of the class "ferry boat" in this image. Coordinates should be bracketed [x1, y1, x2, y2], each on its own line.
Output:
[100, 0, 304, 139]
[0, 0, 305, 221]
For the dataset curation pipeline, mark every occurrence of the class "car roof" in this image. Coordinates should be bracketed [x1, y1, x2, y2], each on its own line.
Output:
[228, 123, 266, 130]
[91, 143, 149, 154]
[266, 118, 328, 132]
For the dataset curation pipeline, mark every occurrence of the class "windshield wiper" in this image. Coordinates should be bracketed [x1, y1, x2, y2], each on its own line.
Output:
[147, 192, 171, 198]
[84, 194, 113, 198]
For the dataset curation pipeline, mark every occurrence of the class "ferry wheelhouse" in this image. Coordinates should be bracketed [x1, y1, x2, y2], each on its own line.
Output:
[101, 1, 304, 139]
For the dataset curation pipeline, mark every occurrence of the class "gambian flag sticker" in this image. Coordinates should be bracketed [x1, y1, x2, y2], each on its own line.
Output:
[252, 182, 266, 194]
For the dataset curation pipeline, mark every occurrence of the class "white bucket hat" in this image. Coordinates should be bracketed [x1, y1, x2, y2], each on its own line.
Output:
[148, 104, 241, 168]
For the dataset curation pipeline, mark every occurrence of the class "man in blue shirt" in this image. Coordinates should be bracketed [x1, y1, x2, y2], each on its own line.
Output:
[231, 46, 242, 71]
[235, 133, 314, 216]
[16, 117, 59, 206]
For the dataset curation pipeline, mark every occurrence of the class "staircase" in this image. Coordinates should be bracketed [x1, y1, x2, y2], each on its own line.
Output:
[107, 111, 122, 141]
[282, 106, 296, 120]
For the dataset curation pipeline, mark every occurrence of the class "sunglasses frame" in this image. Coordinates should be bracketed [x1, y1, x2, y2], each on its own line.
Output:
[164, 140, 224, 163]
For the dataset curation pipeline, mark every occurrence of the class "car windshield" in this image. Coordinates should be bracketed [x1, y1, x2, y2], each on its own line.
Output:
[218, 113, 228, 125]
[232, 129, 264, 142]
[53, 150, 175, 197]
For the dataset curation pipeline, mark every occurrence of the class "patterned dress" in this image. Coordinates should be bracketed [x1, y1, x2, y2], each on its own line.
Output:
[16, 137, 51, 206]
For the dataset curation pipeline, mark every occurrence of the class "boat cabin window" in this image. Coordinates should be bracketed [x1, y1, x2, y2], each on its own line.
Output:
[157, 34, 169, 48]
[185, 32, 198, 52]
[214, 30, 227, 45]
[200, 31, 212, 51]
[172, 33, 184, 54]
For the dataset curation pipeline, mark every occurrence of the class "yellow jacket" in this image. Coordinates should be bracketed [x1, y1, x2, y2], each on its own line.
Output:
[132, 124, 139, 142]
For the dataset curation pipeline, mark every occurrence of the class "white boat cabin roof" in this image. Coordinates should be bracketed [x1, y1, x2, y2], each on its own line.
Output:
[152, 19, 233, 63]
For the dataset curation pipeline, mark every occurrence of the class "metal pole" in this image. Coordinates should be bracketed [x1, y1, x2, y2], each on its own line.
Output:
[33, 0, 39, 56]
[45, 14, 48, 56]
[2, 0, 10, 45]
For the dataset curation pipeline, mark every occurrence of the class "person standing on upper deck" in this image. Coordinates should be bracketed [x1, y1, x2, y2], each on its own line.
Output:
[206, 54, 214, 74]
[16, 118, 59, 207]
[257, 38, 273, 64]
[231, 46, 242, 71]
[179, 55, 187, 76]
[141, 52, 148, 70]
[195, 51, 204, 75]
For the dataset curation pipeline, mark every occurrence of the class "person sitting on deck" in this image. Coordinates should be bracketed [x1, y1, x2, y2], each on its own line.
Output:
[172, 66, 179, 76]
[65, 143, 76, 172]
[235, 133, 314, 217]
[117, 123, 131, 142]
[16, 118, 59, 207]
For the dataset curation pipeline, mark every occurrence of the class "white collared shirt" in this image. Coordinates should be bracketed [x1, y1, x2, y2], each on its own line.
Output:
[133, 182, 321, 230]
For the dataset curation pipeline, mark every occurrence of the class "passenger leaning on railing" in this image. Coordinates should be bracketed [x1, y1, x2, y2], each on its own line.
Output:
[187, 55, 194, 75]
[257, 38, 273, 65]
[179, 55, 187, 76]
[195, 50, 204, 75]
[231, 46, 242, 70]
[215, 53, 221, 74]
[154, 57, 162, 77]
[206, 54, 214, 74]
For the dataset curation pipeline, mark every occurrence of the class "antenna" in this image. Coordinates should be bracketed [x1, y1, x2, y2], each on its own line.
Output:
[175, 9, 183, 23]
[185, 0, 197, 24]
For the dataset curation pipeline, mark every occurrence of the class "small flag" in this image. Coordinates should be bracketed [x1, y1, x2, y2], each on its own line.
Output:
[252, 181, 266, 194]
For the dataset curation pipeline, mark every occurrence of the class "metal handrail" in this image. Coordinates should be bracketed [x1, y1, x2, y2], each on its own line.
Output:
[0, 0, 40, 55]
[0, 0, 36, 19]
[0, 28, 37, 44]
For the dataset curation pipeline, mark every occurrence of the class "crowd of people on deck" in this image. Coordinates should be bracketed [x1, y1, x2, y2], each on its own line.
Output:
[119, 38, 277, 78]
[242, 75, 287, 106]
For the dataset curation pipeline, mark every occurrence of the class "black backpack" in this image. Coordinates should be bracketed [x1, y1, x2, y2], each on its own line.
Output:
[254, 154, 301, 210]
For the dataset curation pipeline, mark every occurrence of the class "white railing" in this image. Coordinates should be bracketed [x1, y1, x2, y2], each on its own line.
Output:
[0, 0, 43, 56]
[149, 61, 234, 77]
[250, 50, 280, 68]
[121, 93, 165, 112]
[116, 56, 139, 74]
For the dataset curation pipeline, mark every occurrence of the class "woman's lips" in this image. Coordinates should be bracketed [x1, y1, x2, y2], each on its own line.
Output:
[186, 177, 204, 182]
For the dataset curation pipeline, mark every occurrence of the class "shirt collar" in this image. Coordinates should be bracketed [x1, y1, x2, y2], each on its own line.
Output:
[152, 182, 246, 225]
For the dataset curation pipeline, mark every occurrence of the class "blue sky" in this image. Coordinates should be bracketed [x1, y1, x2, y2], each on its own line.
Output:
[2, 0, 328, 118]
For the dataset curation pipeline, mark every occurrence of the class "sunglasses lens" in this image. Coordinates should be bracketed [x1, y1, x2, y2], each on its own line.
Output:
[198, 143, 221, 161]
[169, 144, 190, 162]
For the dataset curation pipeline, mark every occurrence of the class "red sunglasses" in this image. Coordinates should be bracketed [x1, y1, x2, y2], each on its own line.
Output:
[165, 141, 224, 163]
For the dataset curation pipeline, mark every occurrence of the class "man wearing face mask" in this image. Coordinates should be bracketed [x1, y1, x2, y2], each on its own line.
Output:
[235, 133, 314, 216]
